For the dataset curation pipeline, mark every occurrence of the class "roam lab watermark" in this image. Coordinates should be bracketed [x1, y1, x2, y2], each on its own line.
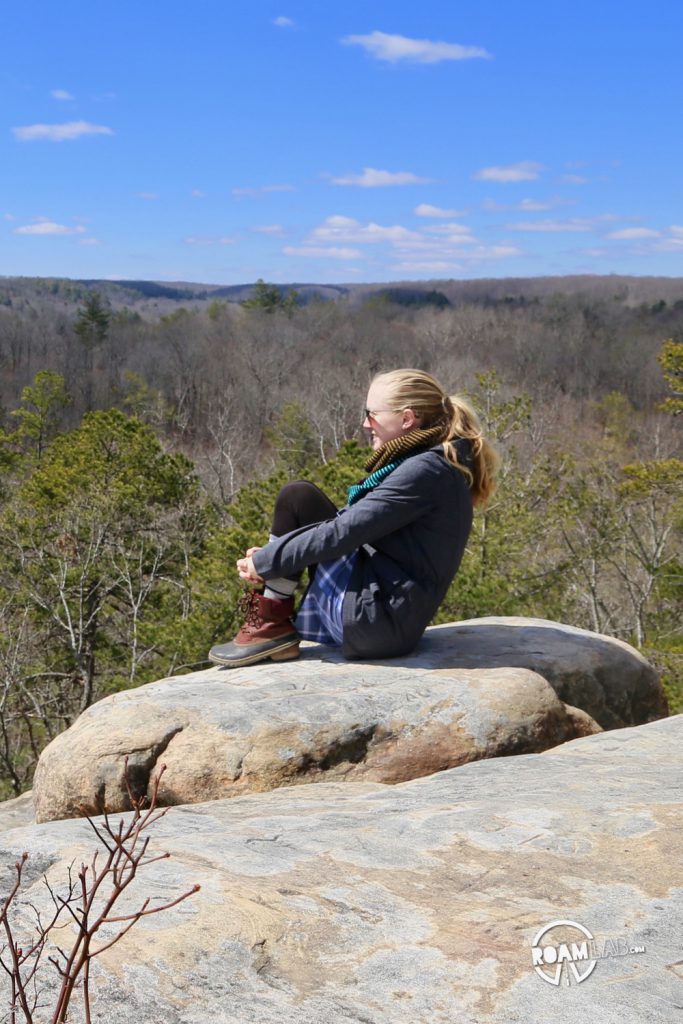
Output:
[530, 919, 646, 986]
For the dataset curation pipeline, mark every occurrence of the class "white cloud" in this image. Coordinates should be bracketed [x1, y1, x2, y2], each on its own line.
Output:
[405, 244, 468, 259]
[392, 241, 521, 275]
[518, 198, 555, 211]
[473, 161, 542, 183]
[423, 222, 474, 238]
[414, 203, 463, 218]
[78, 237, 101, 246]
[403, 227, 478, 252]
[12, 120, 113, 142]
[331, 167, 433, 187]
[481, 244, 523, 259]
[252, 224, 285, 235]
[395, 238, 521, 261]
[310, 215, 420, 244]
[191, 189, 206, 198]
[183, 235, 236, 246]
[341, 30, 491, 64]
[300, 213, 521, 273]
[273, 16, 294, 27]
[623, 227, 683, 254]
[14, 220, 87, 236]
[135, 192, 159, 200]
[50, 89, 74, 101]
[607, 227, 661, 240]
[232, 184, 294, 197]
[559, 174, 588, 185]
[507, 218, 600, 233]
[392, 260, 464, 274]
[487, 197, 557, 211]
[483, 197, 565, 212]
[283, 246, 362, 260]
[3, 213, 16, 221]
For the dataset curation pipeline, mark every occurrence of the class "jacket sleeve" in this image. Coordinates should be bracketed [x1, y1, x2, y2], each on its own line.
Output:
[251, 454, 445, 580]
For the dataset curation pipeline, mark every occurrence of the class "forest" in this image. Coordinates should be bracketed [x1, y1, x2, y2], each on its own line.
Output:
[0, 273, 681, 798]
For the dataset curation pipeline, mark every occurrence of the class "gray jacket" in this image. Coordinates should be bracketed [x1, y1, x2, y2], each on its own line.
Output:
[252, 447, 473, 659]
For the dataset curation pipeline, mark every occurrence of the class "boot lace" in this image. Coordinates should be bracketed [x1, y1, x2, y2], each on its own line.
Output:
[238, 589, 262, 633]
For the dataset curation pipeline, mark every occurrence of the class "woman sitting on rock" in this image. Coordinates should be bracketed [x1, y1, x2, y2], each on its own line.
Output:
[209, 368, 498, 667]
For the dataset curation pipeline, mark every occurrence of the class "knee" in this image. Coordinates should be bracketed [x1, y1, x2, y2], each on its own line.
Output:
[275, 480, 321, 509]
[272, 481, 336, 535]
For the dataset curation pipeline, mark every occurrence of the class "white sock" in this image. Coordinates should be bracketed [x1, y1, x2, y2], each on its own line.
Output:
[264, 579, 298, 600]
[263, 535, 298, 600]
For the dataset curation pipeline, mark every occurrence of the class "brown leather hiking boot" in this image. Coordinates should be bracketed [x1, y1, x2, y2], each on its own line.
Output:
[208, 590, 300, 668]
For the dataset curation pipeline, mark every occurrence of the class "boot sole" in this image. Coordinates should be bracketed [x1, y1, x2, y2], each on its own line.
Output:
[209, 639, 301, 669]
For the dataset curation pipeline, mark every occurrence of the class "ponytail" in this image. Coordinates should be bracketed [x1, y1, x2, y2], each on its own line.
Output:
[441, 394, 499, 507]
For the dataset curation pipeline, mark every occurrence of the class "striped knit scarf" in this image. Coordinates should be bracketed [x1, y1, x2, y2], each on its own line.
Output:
[347, 425, 445, 506]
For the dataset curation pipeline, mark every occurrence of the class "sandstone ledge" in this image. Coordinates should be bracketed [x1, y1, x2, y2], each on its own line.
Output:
[32, 617, 666, 823]
[3, 715, 682, 1023]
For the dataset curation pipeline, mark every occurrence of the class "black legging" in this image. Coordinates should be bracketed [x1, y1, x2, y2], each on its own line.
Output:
[270, 482, 338, 583]
[272, 480, 338, 536]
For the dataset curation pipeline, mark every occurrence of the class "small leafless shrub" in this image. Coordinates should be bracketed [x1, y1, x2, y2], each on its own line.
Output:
[0, 759, 199, 1023]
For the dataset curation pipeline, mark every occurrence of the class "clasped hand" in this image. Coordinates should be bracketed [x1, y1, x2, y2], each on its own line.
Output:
[236, 546, 264, 584]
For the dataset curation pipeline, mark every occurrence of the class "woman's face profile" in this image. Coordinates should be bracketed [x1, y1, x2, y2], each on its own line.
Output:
[363, 381, 417, 450]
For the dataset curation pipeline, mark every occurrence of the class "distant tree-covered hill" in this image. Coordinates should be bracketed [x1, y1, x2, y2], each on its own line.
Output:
[2, 272, 683, 321]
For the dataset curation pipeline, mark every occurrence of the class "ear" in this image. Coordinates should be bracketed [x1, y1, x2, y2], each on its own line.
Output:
[402, 408, 419, 430]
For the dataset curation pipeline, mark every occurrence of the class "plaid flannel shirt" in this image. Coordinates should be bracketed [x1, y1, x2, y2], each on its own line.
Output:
[295, 549, 357, 645]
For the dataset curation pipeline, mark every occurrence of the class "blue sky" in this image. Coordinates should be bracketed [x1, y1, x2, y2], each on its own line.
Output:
[2, 0, 682, 284]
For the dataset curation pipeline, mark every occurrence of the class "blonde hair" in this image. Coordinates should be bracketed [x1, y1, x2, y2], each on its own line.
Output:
[372, 368, 499, 507]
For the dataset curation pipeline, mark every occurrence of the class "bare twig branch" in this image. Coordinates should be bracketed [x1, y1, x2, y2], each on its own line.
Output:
[0, 761, 199, 1023]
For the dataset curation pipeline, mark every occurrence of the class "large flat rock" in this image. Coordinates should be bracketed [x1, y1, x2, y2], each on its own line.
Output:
[430, 617, 666, 728]
[3, 715, 682, 1023]
[32, 617, 666, 823]
[0, 792, 34, 832]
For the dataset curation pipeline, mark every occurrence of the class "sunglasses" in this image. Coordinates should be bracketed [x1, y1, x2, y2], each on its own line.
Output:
[363, 407, 394, 421]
